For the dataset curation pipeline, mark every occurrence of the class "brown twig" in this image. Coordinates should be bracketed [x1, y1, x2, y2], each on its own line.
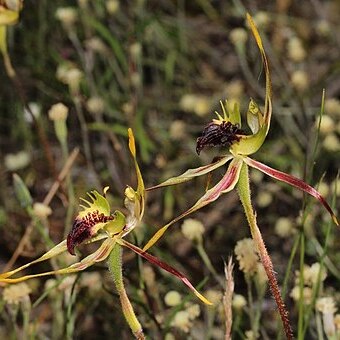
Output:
[2, 148, 79, 272]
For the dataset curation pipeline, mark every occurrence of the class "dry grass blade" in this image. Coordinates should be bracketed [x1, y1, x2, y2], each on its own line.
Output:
[223, 257, 234, 340]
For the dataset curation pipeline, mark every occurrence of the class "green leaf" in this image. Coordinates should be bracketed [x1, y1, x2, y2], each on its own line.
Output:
[13, 174, 33, 209]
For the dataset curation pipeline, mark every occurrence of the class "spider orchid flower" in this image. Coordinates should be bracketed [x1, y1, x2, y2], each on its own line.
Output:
[0, 129, 211, 310]
[143, 13, 338, 252]
[142, 14, 338, 339]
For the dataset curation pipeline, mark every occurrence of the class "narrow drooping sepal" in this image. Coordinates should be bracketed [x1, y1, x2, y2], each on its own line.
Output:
[0, 240, 67, 281]
[0, 238, 116, 283]
[119, 239, 212, 305]
[147, 155, 233, 191]
[244, 157, 339, 226]
[143, 157, 243, 251]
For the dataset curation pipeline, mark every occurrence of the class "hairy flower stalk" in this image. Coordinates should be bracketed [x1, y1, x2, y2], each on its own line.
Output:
[108, 244, 145, 340]
[237, 163, 293, 340]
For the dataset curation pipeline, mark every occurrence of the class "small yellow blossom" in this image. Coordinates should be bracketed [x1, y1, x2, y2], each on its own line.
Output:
[290, 286, 313, 304]
[287, 37, 306, 62]
[291, 70, 309, 92]
[106, 0, 119, 14]
[85, 37, 108, 55]
[129, 42, 142, 59]
[86, 96, 105, 115]
[169, 120, 186, 141]
[232, 294, 247, 310]
[164, 291, 182, 307]
[181, 218, 204, 242]
[255, 262, 268, 286]
[180, 94, 196, 112]
[295, 263, 327, 286]
[186, 304, 200, 319]
[253, 11, 270, 30]
[229, 28, 248, 45]
[275, 217, 294, 238]
[317, 182, 329, 198]
[142, 265, 156, 288]
[171, 310, 191, 333]
[323, 133, 340, 152]
[316, 297, 337, 314]
[171, 303, 200, 333]
[316, 20, 331, 37]
[55, 7, 78, 29]
[256, 191, 272, 208]
[193, 97, 211, 117]
[205, 289, 222, 305]
[245, 329, 258, 340]
[56, 64, 83, 93]
[4, 151, 31, 171]
[48, 103, 68, 121]
[235, 238, 259, 275]
[316, 297, 337, 337]
[325, 98, 340, 118]
[316, 115, 335, 134]
[33, 202, 52, 219]
[164, 333, 176, 340]
[3, 283, 31, 305]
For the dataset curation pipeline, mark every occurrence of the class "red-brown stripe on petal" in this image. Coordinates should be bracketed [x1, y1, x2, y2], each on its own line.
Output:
[244, 157, 339, 226]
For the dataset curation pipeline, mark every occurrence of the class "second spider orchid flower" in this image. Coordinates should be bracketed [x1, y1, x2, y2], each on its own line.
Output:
[0, 129, 211, 306]
[142, 14, 338, 339]
[143, 13, 338, 252]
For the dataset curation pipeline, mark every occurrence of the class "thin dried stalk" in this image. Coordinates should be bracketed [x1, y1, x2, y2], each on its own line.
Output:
[223, 257, 234, 340]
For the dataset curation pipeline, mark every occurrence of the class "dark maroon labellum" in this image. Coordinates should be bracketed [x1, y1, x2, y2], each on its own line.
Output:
[196, 121, 243, 154]
[67, 210, 114, 255]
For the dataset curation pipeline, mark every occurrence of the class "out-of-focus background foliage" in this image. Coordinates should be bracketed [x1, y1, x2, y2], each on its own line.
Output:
[0, 1, 339, 339]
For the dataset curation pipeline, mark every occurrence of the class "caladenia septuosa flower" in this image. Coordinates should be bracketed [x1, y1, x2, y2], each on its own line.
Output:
[143, 14, 339, 340]
[0, 129, 212, 339]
